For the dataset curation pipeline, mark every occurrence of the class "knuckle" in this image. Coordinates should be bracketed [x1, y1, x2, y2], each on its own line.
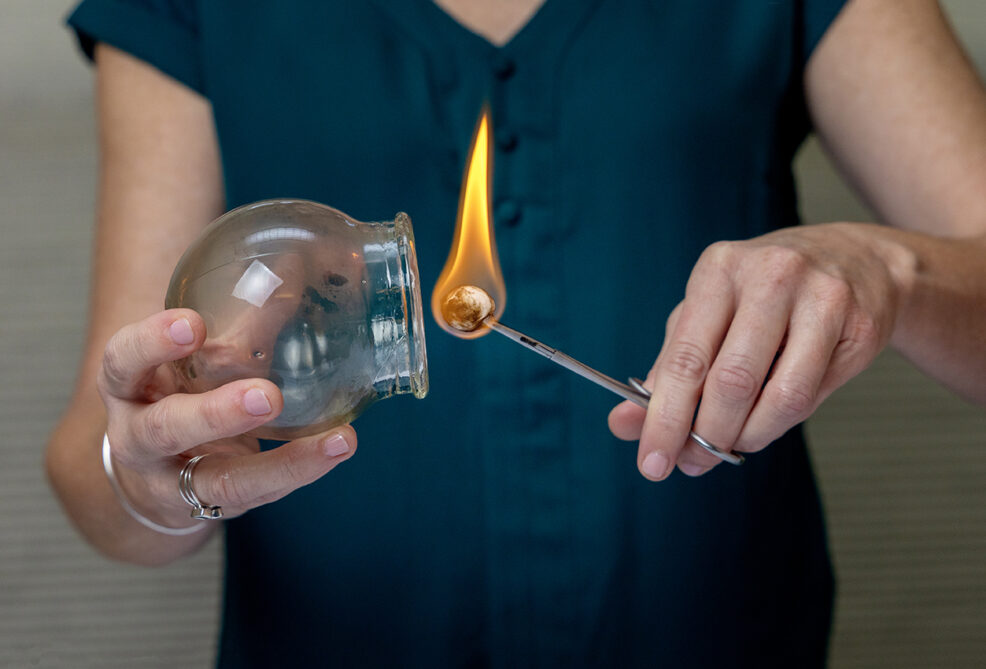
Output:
[100, 339, 131, 391]
[806, 281, 854, 327]
[279, 447, 313, 485]
[832, 336, 880, 379]
[700, 240, 735, 266]
[845, 312, 883, 349]
[650, 397, 694, 434]
[95, 367, 112, 401]
[766, 378, 816, 421]
[661, 341, 711, 384]
[816, 276, 853, 309]
[833, 314, 885, 372]
[139, 403, 181, 451]
[657, 413, 690, 434]
[197, 393, 234, 438]
[709, 358, 761, 404]
[212, 465, 253, 507]
[759, 246, 807, 287]
[689, 243, 736, 289]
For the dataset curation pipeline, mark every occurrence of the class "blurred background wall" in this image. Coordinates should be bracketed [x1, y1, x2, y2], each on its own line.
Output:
[1, 1, 984, 667]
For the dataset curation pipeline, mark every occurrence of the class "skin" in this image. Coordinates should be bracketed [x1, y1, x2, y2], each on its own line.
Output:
[433, 0, 546, 45]
[46, 0, 986, 564]
[609, 0, 986, 479]
[45, 45, 356, 564]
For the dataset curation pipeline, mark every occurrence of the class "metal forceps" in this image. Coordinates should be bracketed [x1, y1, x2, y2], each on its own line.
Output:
[484, 319, 745, 466]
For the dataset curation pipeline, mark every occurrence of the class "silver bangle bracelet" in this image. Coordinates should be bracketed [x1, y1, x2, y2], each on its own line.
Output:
[101, 433, 206, 537]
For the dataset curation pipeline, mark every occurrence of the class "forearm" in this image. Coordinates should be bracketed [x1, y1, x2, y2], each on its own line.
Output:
[802, 0, 986, 404]
[46, 387, 216, 566]
[43, 44, 227, 564]
[883, 227, 986, 404]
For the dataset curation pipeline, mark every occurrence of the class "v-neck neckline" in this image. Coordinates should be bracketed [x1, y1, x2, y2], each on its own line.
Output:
[371, 0, 601, 66]
[420, 0, 556, 53]
[384, 0, 602, 62]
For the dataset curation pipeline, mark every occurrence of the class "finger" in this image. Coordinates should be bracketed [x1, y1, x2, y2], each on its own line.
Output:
[814, 310, 886, 399]
[127, 378, 284, 459]
[192, 425, 358, 512]
[608, 305, 683, 441]
[608, 400, 647, 441]
[732, 303, 843, 452]
[651, 303, 684, 376]
[638, 292, 734, 481]
[678, 290, 793, 473]
[99, 309, 206, 401]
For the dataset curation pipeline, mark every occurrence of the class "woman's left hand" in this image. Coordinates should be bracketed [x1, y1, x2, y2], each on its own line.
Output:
[608, 222, 913, 479]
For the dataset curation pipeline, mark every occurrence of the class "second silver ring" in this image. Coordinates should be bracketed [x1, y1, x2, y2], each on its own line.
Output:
[178, 455, 223, 520]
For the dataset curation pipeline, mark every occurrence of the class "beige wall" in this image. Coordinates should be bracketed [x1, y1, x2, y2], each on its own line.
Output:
[1, 1, 983, 666]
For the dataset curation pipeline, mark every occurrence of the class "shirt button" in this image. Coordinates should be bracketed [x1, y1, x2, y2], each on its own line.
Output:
[496, 200, 522, 227]
[496, 131, 518, 153]
[493, 56, 516, 80]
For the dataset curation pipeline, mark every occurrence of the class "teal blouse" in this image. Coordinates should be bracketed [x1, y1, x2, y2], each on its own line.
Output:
[70, 1, 845, 667]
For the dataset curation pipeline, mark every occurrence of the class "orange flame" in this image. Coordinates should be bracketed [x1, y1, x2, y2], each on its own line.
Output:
[431, 107, 506, 339]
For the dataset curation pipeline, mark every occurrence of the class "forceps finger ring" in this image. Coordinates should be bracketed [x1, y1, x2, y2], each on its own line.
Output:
[628, 378, 745, 466]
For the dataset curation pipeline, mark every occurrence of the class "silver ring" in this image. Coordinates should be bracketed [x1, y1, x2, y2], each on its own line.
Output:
[178, 455, 223, 520]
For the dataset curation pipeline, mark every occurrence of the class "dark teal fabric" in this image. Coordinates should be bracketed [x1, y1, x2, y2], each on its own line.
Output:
[69, 1, 847, 666]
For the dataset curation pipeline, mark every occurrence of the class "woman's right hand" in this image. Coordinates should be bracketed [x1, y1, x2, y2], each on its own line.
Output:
[98, 308, 357, 532]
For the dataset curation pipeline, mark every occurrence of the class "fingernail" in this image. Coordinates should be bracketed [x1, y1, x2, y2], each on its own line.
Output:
[243, 388, 271, 416]
[323, 433, 350, 457]
[169, 318, 194, 345]
[642, 452, 670, 480]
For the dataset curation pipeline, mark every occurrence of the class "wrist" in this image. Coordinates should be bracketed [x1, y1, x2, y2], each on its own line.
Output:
[835, 222, 920, 327]
[102, 434, 206, 536]
[871, 225, 919, 319]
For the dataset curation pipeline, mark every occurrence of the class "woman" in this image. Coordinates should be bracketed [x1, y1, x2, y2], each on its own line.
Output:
[48, 1, 986, 666]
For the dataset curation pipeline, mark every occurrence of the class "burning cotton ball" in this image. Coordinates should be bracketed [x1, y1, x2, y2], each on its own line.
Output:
[441, 285, 496, 332]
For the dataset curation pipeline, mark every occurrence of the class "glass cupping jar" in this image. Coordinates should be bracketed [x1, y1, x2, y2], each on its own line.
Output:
[165, 199, 429, 440]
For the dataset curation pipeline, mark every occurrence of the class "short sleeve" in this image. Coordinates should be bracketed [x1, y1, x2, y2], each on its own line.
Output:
[66, 0, 204, 95]
[801, 0, 849, 63]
